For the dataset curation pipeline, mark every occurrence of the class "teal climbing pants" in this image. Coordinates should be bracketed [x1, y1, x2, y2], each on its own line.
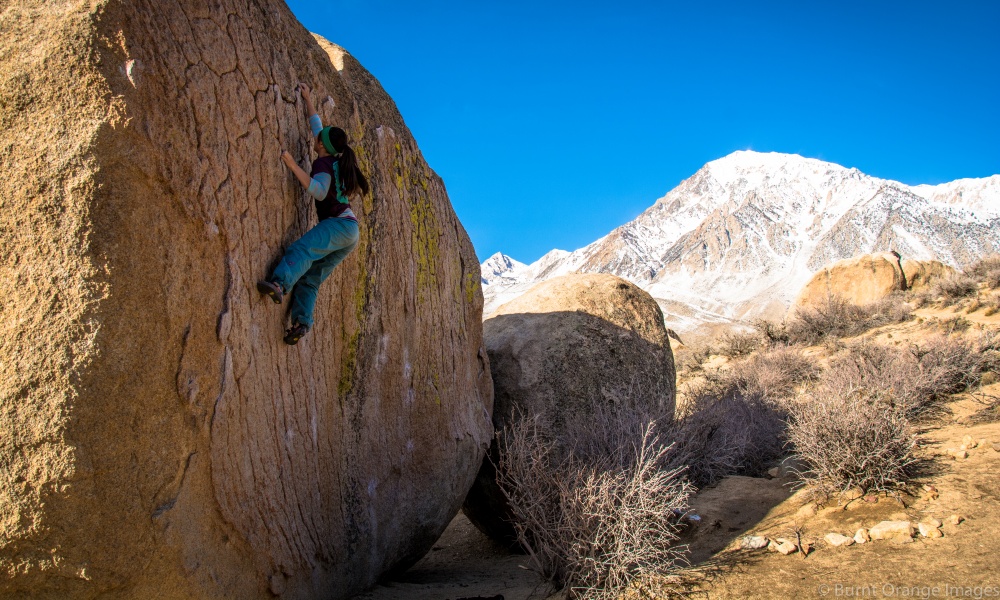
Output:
[270, 217, 359, 328]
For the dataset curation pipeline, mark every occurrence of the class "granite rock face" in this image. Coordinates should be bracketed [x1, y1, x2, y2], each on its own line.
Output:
[793, 252, 954, 310]
[463, 274, 676, 543]
[0, 2, 491, 598]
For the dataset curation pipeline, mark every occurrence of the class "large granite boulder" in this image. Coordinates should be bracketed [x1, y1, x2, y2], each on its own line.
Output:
[463, 273, 676, 543]
[901, 258, 955, 290]
[793, 252, 954, 310]
[0, 2, 491, 598]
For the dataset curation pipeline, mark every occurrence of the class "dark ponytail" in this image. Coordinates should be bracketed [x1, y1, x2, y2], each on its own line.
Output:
[320, 126, 370, 197]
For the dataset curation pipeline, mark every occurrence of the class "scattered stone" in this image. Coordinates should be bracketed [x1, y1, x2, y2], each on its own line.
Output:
[921, 485, 940, 500]
[954, 450, 969, 460]
[979, 438, 988, 449]
[869, 520, 915, 542]
[800, 541, 812, 556]
[918, 523, 944, 538]
[767, 467, 780, 478]
[992, 442, 1000, 453]
[776, 540, 798, 555]
[962, 435, 976, 448]
[825, 532, 855, 547]
[948, 515, 963, 526]
[854, 528, 870, 544]
[767, 539, 780, 552]
[925, 517, 943, 528]
[795, 504, 818, 519]
[741, 536, 770, 550]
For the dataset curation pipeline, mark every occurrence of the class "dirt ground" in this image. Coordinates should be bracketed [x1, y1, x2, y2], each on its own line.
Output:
[353, 515, 554, 600]
[354, 303, 1000, 599]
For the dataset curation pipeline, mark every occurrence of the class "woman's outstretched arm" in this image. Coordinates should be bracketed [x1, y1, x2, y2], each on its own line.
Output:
[279, 83, 332, 198]
[300, 83, 323, 137]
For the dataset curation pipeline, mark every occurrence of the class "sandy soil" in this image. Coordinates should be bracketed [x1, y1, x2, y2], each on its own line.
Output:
[353, 515, 554, 600]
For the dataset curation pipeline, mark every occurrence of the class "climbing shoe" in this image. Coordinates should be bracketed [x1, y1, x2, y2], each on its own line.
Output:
[257, 280, 284, 304]
[283, 323, 310, 345]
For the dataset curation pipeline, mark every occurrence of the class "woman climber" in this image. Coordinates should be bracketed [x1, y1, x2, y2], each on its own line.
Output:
[257, 83, 369, 345]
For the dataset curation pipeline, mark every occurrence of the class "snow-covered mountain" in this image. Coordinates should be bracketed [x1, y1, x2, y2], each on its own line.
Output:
[480, 252, 527, 286]
[482, 151, 1000, 334]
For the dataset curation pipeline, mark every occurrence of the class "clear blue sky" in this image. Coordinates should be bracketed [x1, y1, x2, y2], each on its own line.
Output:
[286, 0, 1000, 265]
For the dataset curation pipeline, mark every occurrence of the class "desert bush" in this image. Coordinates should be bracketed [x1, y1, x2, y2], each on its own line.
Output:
[671, 384, 788, 487]
[934, 274, 978, 305]
[673, 344, 712, 375]
[788, 388, 916, 495]
[727, 345, 819, 400]
[985, 295, 1000, 317]
[909, 289, 931, 308]
[753, 319, 791, 346]
[982, 294, 1000, 317]
[785, 295, 911, 345]
[497, 406, 692, 599]
[715, 329, 765, 358]
[965, 255, 1000, 289]
[822, 334, 999, 420]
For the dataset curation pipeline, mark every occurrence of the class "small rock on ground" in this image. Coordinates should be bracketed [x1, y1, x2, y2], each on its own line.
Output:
[825, 533, 855, 547]
[869, 520, 914, 541]
[854, 528, 870, 544]
[918, 523, 943, 538]
[741, 536, 769, 550]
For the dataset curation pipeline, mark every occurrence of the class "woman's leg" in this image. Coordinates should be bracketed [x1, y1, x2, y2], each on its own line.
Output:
[288, 219, 360, 328]
[269, 219, 347, 294]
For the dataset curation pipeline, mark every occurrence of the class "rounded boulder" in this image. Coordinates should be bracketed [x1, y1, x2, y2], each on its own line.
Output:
[463, 273, 676, 543]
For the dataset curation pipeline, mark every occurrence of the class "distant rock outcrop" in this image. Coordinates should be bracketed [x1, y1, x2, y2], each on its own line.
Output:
[901, 259, 955, 290]
[794, 253, 907, 308]
[1, 3, 490, 599]
[793, 253, 954, 310]
[463, 274, 676, 543]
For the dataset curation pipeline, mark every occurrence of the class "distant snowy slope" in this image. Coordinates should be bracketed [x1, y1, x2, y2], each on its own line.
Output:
[480, 252, 527, 286]
[482, 151, 1000, 330]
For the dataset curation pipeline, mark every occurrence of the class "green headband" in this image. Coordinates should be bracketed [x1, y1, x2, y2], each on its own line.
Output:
[320, 126, 339, 155]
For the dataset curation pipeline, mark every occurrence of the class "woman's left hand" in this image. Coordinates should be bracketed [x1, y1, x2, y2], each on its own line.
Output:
[280, 149, 295, 168]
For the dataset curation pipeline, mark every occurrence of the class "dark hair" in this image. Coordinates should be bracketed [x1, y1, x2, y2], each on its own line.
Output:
[319, 127, 370, 197]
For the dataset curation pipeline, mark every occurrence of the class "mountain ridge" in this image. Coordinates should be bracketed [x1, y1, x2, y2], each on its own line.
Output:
[483, 151, 1000, 334]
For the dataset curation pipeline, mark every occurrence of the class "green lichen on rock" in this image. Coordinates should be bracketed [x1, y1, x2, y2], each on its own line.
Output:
[410, 189, 439, 294]
[464, 271, 480, 305]
[338, 218, 372, 398]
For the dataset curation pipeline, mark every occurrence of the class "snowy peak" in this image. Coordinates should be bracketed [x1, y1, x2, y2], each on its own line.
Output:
[480, 252, 527, 285]
[481, 151, 1000, 330]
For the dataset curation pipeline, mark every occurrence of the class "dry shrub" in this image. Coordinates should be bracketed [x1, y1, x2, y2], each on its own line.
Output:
[786, 295, 911, 345]
[908, 287, 934, 308]
[753, 319, 791, 346]
[727, 345, 819, 400]
[965, 255, 1000, 289]
[934, 274, 978, 305]
[788, 388, 916, 495]
[674, 345, 712, 376]
[984, 296, 999, 317]
[822, 333, 999, 420]
[671, 385, 788, 487]
[715, 329, 765, 358]
[497, 406, 692, 599]
[669, 345, 816, 487]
